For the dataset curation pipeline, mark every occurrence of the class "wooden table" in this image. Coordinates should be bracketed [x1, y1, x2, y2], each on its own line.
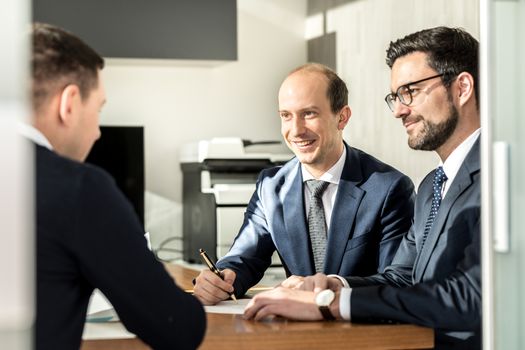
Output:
[82, 264, 434, 350]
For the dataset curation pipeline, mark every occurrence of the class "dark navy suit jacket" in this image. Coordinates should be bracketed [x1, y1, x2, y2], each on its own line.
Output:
[347, 139, 481, 349]
[35, 145, 206, 350]
[217, 143, 415, 296]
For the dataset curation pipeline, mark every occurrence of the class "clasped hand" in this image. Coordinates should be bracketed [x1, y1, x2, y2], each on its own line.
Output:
[280, 273, 344, 293]
[243, 273, 343, 321]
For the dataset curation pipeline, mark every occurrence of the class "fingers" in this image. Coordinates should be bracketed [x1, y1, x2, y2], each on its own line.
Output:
[280, 275, 305, 289]
[193, 269, 235, 305]
[221, 268, 236, 285]
[302, 273, 328, 293]
[327, 276, 344, 292]
[244, 296, 263, 320]
[283, 274, 343, 293]
[252, 305, 278, 321]
[244, 288, 285, 320]
[243, 287, 321, 321]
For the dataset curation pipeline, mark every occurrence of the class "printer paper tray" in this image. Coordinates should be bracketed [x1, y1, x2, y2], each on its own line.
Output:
[208, 184, 255, 205]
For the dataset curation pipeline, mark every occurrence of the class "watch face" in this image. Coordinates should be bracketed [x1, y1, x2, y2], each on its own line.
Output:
[316, 289, 335, 307]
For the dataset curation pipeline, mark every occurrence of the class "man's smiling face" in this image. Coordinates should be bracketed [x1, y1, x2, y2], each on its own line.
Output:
[278, 71, 346, 177]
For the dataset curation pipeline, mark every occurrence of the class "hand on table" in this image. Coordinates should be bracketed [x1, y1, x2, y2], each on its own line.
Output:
[243, 286, 322, 321]
[300, 273, 344, 293]
[279, 275, 305, 289]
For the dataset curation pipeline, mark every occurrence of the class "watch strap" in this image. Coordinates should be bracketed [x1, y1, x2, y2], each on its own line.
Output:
[319, 306, 335, 320]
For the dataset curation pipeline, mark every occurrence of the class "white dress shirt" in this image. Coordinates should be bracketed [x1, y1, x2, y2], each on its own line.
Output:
[440, 128, 480, 198]
[337, 129, 481, 321]
[17, 122, 53, 150]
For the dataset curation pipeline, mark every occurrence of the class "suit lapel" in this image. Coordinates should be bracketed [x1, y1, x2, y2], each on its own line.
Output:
[324, 145, 365, 273]
[282, 162, 314, 275]
[414, 139, 480, 281]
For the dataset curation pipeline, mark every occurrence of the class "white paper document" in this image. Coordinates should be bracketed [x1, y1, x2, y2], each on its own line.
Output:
[83, 322, 135, 340]
[86, 289, 120, 322]
[204, 299, 250, 315]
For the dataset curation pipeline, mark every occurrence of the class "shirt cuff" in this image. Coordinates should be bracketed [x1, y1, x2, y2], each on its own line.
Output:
[327, 274, 350, 288]
[339, 287, 352, 321]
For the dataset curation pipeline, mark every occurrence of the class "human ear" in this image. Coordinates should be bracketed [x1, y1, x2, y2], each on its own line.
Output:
[337, 106, 351, 130]
[456, 72, 475, 107]
[58, 84, 81, 126]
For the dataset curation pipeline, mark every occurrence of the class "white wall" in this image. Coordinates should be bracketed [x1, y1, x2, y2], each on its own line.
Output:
[0, 0, 33, 348]
[100, 0, 478, 247]
[101, 0, 307, 204]
[320, 0, 479, 186]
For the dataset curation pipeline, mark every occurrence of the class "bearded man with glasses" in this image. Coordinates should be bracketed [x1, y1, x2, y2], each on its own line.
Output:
[244, 26, 482, 350]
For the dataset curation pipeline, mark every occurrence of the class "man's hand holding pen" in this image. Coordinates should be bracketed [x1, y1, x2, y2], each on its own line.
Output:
[193, 249, 237, 305]
[194, 268, 237, 305]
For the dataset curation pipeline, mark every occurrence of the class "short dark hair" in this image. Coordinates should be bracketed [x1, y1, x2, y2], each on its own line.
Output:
[288, 63, 348, 113]
[386, 26, 479, 105]
[32, 23, 104, 112]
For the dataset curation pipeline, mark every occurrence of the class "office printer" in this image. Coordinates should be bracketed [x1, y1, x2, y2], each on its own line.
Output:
[180, 138, 293, 263]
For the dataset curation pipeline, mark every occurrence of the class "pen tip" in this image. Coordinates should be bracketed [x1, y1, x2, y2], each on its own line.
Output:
[199, 248, 204, 253]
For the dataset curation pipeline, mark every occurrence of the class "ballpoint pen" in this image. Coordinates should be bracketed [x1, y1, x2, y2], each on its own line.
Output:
[199, 248, 238, 302]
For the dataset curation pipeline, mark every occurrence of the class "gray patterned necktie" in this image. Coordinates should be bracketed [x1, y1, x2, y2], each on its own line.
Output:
[306, 180, 330, 273]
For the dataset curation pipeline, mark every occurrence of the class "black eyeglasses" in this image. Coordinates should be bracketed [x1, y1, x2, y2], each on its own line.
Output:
[384, 73, 445, 112]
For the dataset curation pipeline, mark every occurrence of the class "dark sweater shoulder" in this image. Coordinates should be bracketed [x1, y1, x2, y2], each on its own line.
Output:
[35, 145, 128, 243]
[36, 145, 115, 189]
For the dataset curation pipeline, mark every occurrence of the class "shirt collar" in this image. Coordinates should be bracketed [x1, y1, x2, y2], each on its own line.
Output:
[301, 146, 346, 185]
[441, 128, 480, 181]
[17, 122, 53, 150]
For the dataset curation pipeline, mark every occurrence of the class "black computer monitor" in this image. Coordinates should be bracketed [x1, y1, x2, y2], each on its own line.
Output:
[85, 126, 145, 226]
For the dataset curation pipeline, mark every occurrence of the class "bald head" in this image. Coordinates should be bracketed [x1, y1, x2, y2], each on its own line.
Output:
[284, 63, 348, 114]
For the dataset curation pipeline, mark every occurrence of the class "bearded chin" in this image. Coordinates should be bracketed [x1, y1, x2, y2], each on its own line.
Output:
[408, 105, 459, 151]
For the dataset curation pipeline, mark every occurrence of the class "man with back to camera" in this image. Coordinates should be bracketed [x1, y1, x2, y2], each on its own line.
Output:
[193, 63, 416, 305]
[22, 23, 205, 350]
[244, 27, 482, 350]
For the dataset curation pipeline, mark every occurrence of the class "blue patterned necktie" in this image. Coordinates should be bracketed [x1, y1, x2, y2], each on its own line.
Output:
[306, 180, 329, 273]
[421, 166, 448, 248]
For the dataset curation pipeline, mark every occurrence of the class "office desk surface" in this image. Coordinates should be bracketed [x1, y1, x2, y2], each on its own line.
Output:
[82, 264, 434, 350]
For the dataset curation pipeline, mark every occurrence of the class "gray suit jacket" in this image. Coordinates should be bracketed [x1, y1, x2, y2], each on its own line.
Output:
[346, 139, 481, 349]
[217, 143, 415, 297]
